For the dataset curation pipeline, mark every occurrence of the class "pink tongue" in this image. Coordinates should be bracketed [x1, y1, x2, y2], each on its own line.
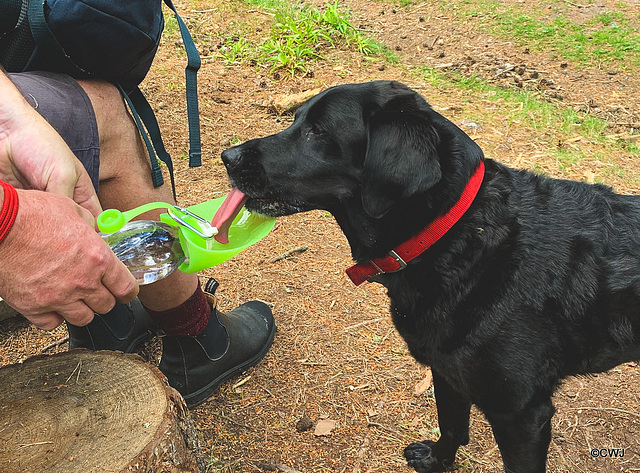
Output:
[211, 188, 249, 244]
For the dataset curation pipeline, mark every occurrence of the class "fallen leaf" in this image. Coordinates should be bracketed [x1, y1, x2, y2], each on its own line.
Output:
[314, 418, 336, 436]
[414, 369, 433, 396]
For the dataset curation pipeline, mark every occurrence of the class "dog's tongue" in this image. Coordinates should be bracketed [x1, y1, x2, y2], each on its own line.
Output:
[211, 187, 249, 244]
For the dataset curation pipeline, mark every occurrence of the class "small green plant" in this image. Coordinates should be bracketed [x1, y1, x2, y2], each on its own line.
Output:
[221, 1, 383, 76]
[259, 12, 328, 75]
[219, 35, 253, 64]
[552, 147, 582, 172]
[627, 140, 640, 155]
[163, 12, 179, 35]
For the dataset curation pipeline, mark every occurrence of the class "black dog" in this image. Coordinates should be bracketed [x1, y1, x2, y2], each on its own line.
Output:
[220, 81, 640, 473]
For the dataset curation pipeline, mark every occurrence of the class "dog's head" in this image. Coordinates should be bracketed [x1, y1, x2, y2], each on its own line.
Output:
[221, 80, 483, 232]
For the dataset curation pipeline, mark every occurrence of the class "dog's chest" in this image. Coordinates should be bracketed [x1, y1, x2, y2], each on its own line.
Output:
[384, 282, 449, 366]
[382, 268, 484, 368]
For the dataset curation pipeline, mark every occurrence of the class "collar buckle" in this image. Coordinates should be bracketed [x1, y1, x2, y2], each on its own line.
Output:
[370, 250, 408, 276]
[388, 250, 408, 271]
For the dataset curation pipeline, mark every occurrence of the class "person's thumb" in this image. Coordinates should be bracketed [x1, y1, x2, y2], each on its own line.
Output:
[45, 163, 103, 218]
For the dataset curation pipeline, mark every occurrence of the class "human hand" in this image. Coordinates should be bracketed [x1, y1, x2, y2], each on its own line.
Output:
[0, 189, 139, 330]
[0, 72, 102, 218]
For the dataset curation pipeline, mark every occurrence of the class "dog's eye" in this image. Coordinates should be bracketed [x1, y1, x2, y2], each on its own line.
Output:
[306, 126, 323, 139]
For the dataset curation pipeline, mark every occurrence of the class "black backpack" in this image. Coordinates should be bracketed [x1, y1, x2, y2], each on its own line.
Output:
[0, 0, 202, 195]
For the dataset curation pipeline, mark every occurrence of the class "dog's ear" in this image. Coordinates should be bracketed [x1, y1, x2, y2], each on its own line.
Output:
[361, 102, 442, 218]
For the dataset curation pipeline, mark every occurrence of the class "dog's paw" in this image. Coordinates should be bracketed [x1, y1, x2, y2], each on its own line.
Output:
[404, 440, 454, 473]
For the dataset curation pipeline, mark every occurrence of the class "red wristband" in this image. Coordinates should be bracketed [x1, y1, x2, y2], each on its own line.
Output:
[0, 180, 19, 245]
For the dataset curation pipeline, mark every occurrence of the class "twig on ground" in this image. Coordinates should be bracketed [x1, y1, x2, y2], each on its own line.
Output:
[268, 245, 308, 263]
[296, 360, 327, 366]
[344, 317, 386, 331]
[65, 361, 82, 383]
[255, 463, 303, 473]
[563, 0, 586, 8]
[18, 441, 54, 449]
[494, 65, 516, 78]
[39, 336, 69, 353]
[232, 375, 252, 390]
[248, 10, 276, 17]
[570, 406, 640, 417]
[428, 35, 440, 50]
[367, 419, 411, 441]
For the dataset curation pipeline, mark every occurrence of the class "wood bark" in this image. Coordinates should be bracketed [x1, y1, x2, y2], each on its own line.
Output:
[0, 349, 204, 473]
[267, 88, 323, 115]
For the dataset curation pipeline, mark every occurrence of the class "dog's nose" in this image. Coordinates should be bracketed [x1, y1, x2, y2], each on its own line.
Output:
[221, 146, 242, 171]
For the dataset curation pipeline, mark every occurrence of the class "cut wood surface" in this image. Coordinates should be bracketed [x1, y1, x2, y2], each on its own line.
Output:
[0, 349, 204, 473]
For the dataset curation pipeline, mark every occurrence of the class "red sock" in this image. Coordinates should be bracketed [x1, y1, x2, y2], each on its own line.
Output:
[144, 284, 212, 336]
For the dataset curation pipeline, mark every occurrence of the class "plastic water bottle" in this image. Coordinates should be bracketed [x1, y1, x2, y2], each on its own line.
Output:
[101, 220, 186, 285]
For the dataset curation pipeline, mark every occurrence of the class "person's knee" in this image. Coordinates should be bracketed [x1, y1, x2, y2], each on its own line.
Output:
[77, 79, 149, 183]
[77, 79, 136, 143]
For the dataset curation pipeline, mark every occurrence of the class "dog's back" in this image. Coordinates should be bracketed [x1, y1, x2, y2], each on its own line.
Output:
[388, 158, 640, 379]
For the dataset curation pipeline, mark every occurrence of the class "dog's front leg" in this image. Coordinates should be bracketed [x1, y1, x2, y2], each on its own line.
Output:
[484, 399, 555, 473]
[404, 370, 471, 472]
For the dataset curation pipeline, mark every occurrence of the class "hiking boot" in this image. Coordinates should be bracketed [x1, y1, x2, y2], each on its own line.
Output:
[159, 281, 276, 408]
[67, 299, 156, 353]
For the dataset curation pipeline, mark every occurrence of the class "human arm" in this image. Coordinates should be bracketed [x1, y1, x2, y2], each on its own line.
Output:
[0, 71, 138, 329]
[0, 70, 101, 216]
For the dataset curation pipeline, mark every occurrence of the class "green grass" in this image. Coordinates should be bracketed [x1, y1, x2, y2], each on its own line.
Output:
[409, 1, 640, 180]
[163, 11, 179, 36]
[217, 1, 385, 75]
[552, 147, 583, 172]
[418, 66, 640, 172]
[445, 0, 640, 67]
[243, 0, 299, 12]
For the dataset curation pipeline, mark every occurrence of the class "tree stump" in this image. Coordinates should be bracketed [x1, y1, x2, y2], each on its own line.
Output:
[0, 349, 204, 473]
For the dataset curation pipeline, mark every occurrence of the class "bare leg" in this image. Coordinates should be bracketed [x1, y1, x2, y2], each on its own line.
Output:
[77, 79, 199, 310]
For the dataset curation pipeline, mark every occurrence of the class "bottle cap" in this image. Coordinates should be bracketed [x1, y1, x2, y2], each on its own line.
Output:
[97, 202, 174, 234]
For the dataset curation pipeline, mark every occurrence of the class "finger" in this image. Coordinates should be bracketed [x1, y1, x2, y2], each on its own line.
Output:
[72, 172, 103, 218]
[25, 312, 65, 331]
[45, 160, 103, 218]
[101, 253, 140, 302]
[82, 287, 117, 316]
[75, 202, 98, 228]
[54, 302, 96, 327]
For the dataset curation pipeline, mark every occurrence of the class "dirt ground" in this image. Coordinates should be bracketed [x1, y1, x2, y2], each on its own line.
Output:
[1, 1, 639, 472]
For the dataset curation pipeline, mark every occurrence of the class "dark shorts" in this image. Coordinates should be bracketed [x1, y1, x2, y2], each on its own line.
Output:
[8, 71, 100, 191]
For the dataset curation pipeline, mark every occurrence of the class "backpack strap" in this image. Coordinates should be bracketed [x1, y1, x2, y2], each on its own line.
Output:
[164, 0, 202, 168]
[121, 86, 177, 201]
[0, 0, 35, 71]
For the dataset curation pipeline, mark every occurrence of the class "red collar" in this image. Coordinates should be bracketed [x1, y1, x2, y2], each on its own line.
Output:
[346, 161, 485, 286]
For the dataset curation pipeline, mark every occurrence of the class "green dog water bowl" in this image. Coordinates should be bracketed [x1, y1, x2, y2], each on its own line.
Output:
[97, 197, 275, 274]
